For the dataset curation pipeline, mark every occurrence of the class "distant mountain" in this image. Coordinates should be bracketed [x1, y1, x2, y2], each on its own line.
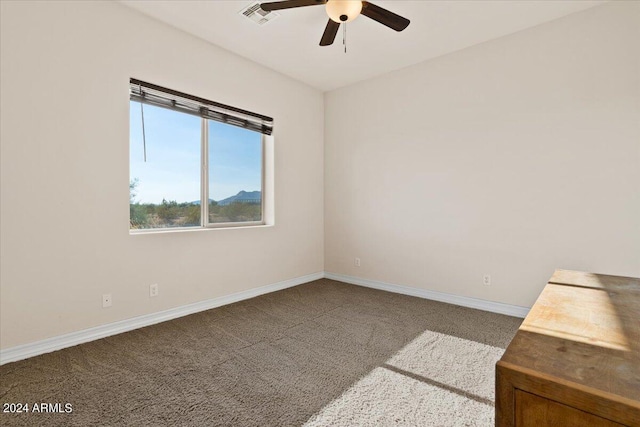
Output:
[217, 190, 261, 206]
[189, 191, 261, 206]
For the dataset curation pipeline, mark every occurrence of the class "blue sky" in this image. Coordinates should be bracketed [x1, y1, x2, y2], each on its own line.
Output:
[130, 102, 262, 204]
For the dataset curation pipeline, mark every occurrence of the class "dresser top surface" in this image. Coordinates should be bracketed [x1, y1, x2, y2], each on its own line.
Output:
[500, 269, 640, 402]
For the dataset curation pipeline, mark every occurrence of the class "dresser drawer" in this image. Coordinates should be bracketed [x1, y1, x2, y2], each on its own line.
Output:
[515, 390, 625, 427]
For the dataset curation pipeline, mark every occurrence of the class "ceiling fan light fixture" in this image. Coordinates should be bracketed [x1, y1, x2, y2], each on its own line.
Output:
[259, 0, 410, 47]
[326, 0, 362, 23]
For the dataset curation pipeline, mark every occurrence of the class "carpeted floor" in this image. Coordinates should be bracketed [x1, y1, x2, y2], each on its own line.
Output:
[0, 279, 521, 426]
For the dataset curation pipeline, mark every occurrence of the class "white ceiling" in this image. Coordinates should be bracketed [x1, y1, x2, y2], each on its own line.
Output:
[120, 0, 606, 91]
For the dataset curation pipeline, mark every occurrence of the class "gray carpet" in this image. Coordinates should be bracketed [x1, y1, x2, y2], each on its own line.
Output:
[0, 279, 521, 426]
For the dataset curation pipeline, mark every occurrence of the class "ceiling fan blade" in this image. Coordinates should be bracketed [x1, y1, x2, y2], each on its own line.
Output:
[320, 19, 340, 46]
[260, 0, 326, 12]
[361, 1, 410, 32]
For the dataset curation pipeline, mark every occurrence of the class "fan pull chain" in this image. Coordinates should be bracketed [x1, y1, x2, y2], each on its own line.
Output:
[343, 23, 347, 53]
[139, 84, 147, 162]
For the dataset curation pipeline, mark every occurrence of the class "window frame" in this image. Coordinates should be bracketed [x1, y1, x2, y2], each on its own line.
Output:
[129, 103, 267, 234]
[200, 119, 266, 229]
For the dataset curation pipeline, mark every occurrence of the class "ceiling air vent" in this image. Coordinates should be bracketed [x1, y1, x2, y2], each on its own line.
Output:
[240, 2, 280, 25]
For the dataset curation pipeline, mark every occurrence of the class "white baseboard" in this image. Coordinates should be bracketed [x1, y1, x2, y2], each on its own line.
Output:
[0, 272, 324, 365]
[324, 272, 530, 319]
[1, 271, 529, 365]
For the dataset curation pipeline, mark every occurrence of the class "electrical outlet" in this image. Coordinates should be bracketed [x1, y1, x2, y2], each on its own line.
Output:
[355, 257, 361, 267]
[102, 293, 112, 308]
[150, 283, 159, 298]
[483, 274, 491, 286]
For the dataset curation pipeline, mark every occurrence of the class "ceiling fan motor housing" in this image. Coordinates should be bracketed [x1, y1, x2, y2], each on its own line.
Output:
[326, 0, 363, 23]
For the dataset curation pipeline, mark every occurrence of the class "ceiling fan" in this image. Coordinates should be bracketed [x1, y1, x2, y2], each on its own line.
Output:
[259, 0, 410, 46]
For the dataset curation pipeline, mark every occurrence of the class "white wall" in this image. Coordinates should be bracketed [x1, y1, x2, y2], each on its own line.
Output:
[325, 1, 640, 307]
[0, 1, 324, 350]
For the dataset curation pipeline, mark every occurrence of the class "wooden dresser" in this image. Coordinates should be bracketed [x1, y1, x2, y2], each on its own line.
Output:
[496, 270, 640, 427]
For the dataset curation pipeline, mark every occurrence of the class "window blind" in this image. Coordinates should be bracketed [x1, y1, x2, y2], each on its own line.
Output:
[129, 78, 273, 136]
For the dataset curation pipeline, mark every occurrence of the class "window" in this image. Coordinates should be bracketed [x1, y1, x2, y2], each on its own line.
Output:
[129, 79, 272, 231]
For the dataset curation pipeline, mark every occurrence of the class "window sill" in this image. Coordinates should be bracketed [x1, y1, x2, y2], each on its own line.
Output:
[129, 223, 273, 235]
